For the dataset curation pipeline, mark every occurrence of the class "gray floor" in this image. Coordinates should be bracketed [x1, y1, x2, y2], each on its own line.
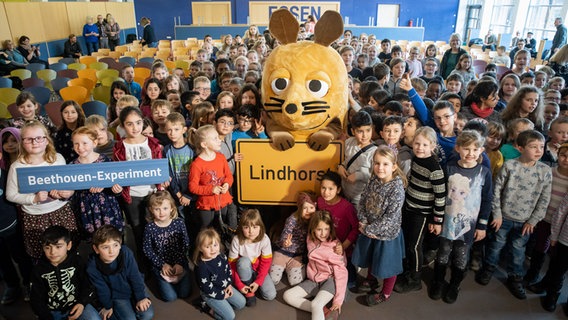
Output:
[2, 264, 567, 320]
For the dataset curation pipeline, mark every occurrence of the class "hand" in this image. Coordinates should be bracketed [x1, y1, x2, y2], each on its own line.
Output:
[220, 183, 229, 194]
[346, 173, 356, 183]
[234, 153, 244, 162]
[337, 165, 348, 179]
[49, 190, 61, 199]
[330, 303, 341, 313]
[334, 242, 343, 255]
[224, 286, 233, 299]
[89, 187, 104, 193]
[172, 264, 184, 276]
[240, 286, 250, 294]
[248, 282, 259, 293]
[551, 240, 558, 247]
[162, 179, 171, 188]
[136, 298, 151, 312]
[490, 218, 502, 231]
[162, 263, 174, 277]
[34, 191, 48, 203]
[283, 233, 293, 248]
[212, 186, 221, 195]
[57, 190, 74, 199]
[99, 308, 113, 320]
[254, 119, 265, 135]
[522, 222, 534, 236]
[474, 229, 486, 242]
[68, 303, 84, 320]
[180, 195, 191, 206]
[358, 223, 367, 234]
[428, 223, 441, 235]
[398, 73, 413, 91]
[111, 184, 123, 194]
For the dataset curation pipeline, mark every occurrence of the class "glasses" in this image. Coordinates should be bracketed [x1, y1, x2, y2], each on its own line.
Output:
[218, 120, 234, 126]
[434, 114, 454, 122]
[23, 136, 47, 144]
[195, 87, 210, 92]
[238, 118, 252, 124]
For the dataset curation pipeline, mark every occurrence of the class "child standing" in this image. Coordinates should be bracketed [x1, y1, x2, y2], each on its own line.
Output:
[429, 131, 493, 304]
[387, 58, 407, 95]
[11, 92, 56, 134]
[485, 121, 506, 179]
[6, 121, 78, 260]
[143, 191, 191, 302]
[150, 99, 173, 146]
[352, 146, 406, 305]
[85, 115, 115, 159]
[450, 54, 476, 91]
[406, 46, 423, 78]
[189, 125, 236, 230]
[395, 127, 446, 293]
[476, 130, 552, 300]
[228, 209, 276, 306]
[500, 118, 534, 161]
[71, 127, 124, 237]
[231, 104, 268, 150]
[54, 101, 86, 163]
[540, 117, 568, 166]
[87, 225, 154, 320]
[194, 228, 246, 320]
[501, 86, 545, 132]
[317, 171, 359, 287]
[337, 111, 377, 206]
[30, 226, 99, 320]
[270, 191, 317, 286]
[283, 210, 347, 320]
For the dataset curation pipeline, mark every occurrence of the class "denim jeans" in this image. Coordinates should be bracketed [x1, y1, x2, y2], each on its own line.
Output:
[112, 299, 154, 320]
[485, 219, 529, 277]
[51, 304, 100, 320]
[155, 268, 192, 302]
[86, 42, 99, 56]
[202, 286, 246, 320]
[236, 257, 276, 300]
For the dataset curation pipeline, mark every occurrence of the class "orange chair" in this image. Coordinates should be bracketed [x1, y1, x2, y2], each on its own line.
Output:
[60, 86, 89, 105]
[79, 56, 97, 66]
[77, 69, 98, 84]
[68, 78, 96, 93]
[133, 67, 151, 79]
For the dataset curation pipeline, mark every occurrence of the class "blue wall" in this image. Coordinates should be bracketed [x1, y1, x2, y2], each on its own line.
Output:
[134, 0, 459, 41]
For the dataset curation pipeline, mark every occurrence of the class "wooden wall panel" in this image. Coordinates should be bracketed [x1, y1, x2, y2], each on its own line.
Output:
[4, 2, 45, 43]
[105, 2, 136, 29]
[192, 2, 232, 25]
[39, 3, 70, 41]
[0, 4, 13, 43]
[65, 2, 106, 36]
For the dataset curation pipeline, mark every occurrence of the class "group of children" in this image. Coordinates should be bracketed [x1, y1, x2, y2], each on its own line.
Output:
[2, 29, 568, 320]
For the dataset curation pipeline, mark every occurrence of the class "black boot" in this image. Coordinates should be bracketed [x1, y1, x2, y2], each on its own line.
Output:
[393, 271, 410, 293]
[507, 275, 527, 300]
[429, 263, 447, 300]
[475, 264, 495, 285]
[396, 271, 422, 293]
[524, 251, 546, 284]
[444, 267, 466, 304]
[541, 291, 560, 312]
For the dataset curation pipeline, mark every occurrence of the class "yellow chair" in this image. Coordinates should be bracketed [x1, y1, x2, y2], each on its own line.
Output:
[0, 101, 11, 119]
[174, 55, 190, 62]
[134, 75, 147, 87]
[60, 86, 89, 105]
[98, 48, 111, 56]
[139, 51, 155, 59]
[77, 69, 98, 84]
[92, 85, 111, 105]
[36, 69, 57, 88]
[0, 88, 21, 105]
[10, 69, 32, 80]
[124, 51, 139, 59]
[79, 56, 97, 66]
[115, 46, 129, 54]
[89, 62, 109, 71]
[68, 78, 96, 93]
[164, 60, 176, 71]
[101, 76, 121, 87]
[175, 60, 190, 69]
[96, 69, 119, 82]
[133, 67, 151, 79]
[68, 63, 87, 71]
[108, 51, 122, 60]
[143, 47, 158, 55]
[172, 40, 186, 49]
[91, 52, 104, 58]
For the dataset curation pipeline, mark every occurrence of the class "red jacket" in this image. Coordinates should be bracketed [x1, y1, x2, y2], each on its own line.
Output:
[113, 136, 163, 203]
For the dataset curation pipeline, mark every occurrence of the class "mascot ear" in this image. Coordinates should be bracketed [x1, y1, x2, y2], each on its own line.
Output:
[268, 9, 299, 45]
[314, 11, 343, 47]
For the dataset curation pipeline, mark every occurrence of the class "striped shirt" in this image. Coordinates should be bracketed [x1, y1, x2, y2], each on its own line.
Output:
[405, 155, 446, 223]
[544, 168, 568, 223]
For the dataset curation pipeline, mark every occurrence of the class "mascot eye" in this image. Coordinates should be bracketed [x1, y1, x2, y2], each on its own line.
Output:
[306, 80, 329, 98]
[271, 78, 289, 94]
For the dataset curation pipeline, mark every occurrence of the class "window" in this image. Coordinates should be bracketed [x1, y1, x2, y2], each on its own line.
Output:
[489, 0, 516, 35]
[525, 0, 564, 41]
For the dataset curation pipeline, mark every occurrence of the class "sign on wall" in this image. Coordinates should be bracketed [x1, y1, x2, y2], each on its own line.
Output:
[249, 1, 340, 25]
[236, 139, 343, 205]
[17, 159, 169, 193]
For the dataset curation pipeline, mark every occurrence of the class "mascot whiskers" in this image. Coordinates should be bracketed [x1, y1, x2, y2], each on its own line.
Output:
[262, 9, 347, 151]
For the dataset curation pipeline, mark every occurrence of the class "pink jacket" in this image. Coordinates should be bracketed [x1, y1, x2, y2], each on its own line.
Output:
[306, 237, 348, 306]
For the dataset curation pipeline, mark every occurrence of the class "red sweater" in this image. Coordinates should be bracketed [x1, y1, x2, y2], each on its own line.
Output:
[188, 152, 233, 210]
[317, 197, 359, 256]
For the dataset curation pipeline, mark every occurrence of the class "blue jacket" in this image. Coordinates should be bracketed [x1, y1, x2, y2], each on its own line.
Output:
[83, 24, 99, 43]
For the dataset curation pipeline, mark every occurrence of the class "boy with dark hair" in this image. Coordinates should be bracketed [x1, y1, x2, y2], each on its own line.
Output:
[31, 226, 98, 320]
[476, 130, 552, 300]
[180, 90, 202, 124]
[425, 79, 445, 102]
[87, 225, 154, 320]
[338, 110, 377, 206]
[372, 63, 390, 89]
[378, 38, 392, 61]
[232, 104, 268, 150]
[383, 101, 404, 117]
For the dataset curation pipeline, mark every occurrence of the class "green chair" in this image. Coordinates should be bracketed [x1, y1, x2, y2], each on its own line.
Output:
[10, 69, 32, 80]
[0, 88, 21, 105]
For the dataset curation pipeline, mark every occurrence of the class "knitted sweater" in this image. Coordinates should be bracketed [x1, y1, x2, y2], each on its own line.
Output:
[405, 155, 446, 224]
[551, 193, 568, 246]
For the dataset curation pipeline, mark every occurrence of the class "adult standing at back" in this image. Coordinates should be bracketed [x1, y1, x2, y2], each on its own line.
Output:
[140, 17, 157, 48]
[106, 16, 121, 51]
[551, 17, 567, 58]
[96, 15, 108, 49]
[440, 33, 467, 79]
[83, 16, 100, 55]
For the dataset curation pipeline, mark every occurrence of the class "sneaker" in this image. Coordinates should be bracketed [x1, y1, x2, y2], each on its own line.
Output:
[507, 276, 527, 300]
[323, 306, 339, 320]
[428, 280, 446, 301]
[394, 276, 422, 294]
[1, 287, 20, 305]
[245, 292, 256, 307]
[541, 292, 560, 312]
[366, 292, 388, 306]
[475, 268, 494, 286]
[443, 284, 460, 304]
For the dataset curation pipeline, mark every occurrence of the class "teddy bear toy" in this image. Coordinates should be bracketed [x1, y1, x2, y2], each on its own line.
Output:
[262, 9, 347, 151]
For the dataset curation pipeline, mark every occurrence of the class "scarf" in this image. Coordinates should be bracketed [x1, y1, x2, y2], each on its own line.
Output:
[470, 102, 494, 119]
[95, 250, 125, 276]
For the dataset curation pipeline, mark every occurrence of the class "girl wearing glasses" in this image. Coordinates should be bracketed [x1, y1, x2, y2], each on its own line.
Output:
[6, 120, 78, 261]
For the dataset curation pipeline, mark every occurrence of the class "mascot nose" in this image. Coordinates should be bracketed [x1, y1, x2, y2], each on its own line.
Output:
[285, 103, 298, 114]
